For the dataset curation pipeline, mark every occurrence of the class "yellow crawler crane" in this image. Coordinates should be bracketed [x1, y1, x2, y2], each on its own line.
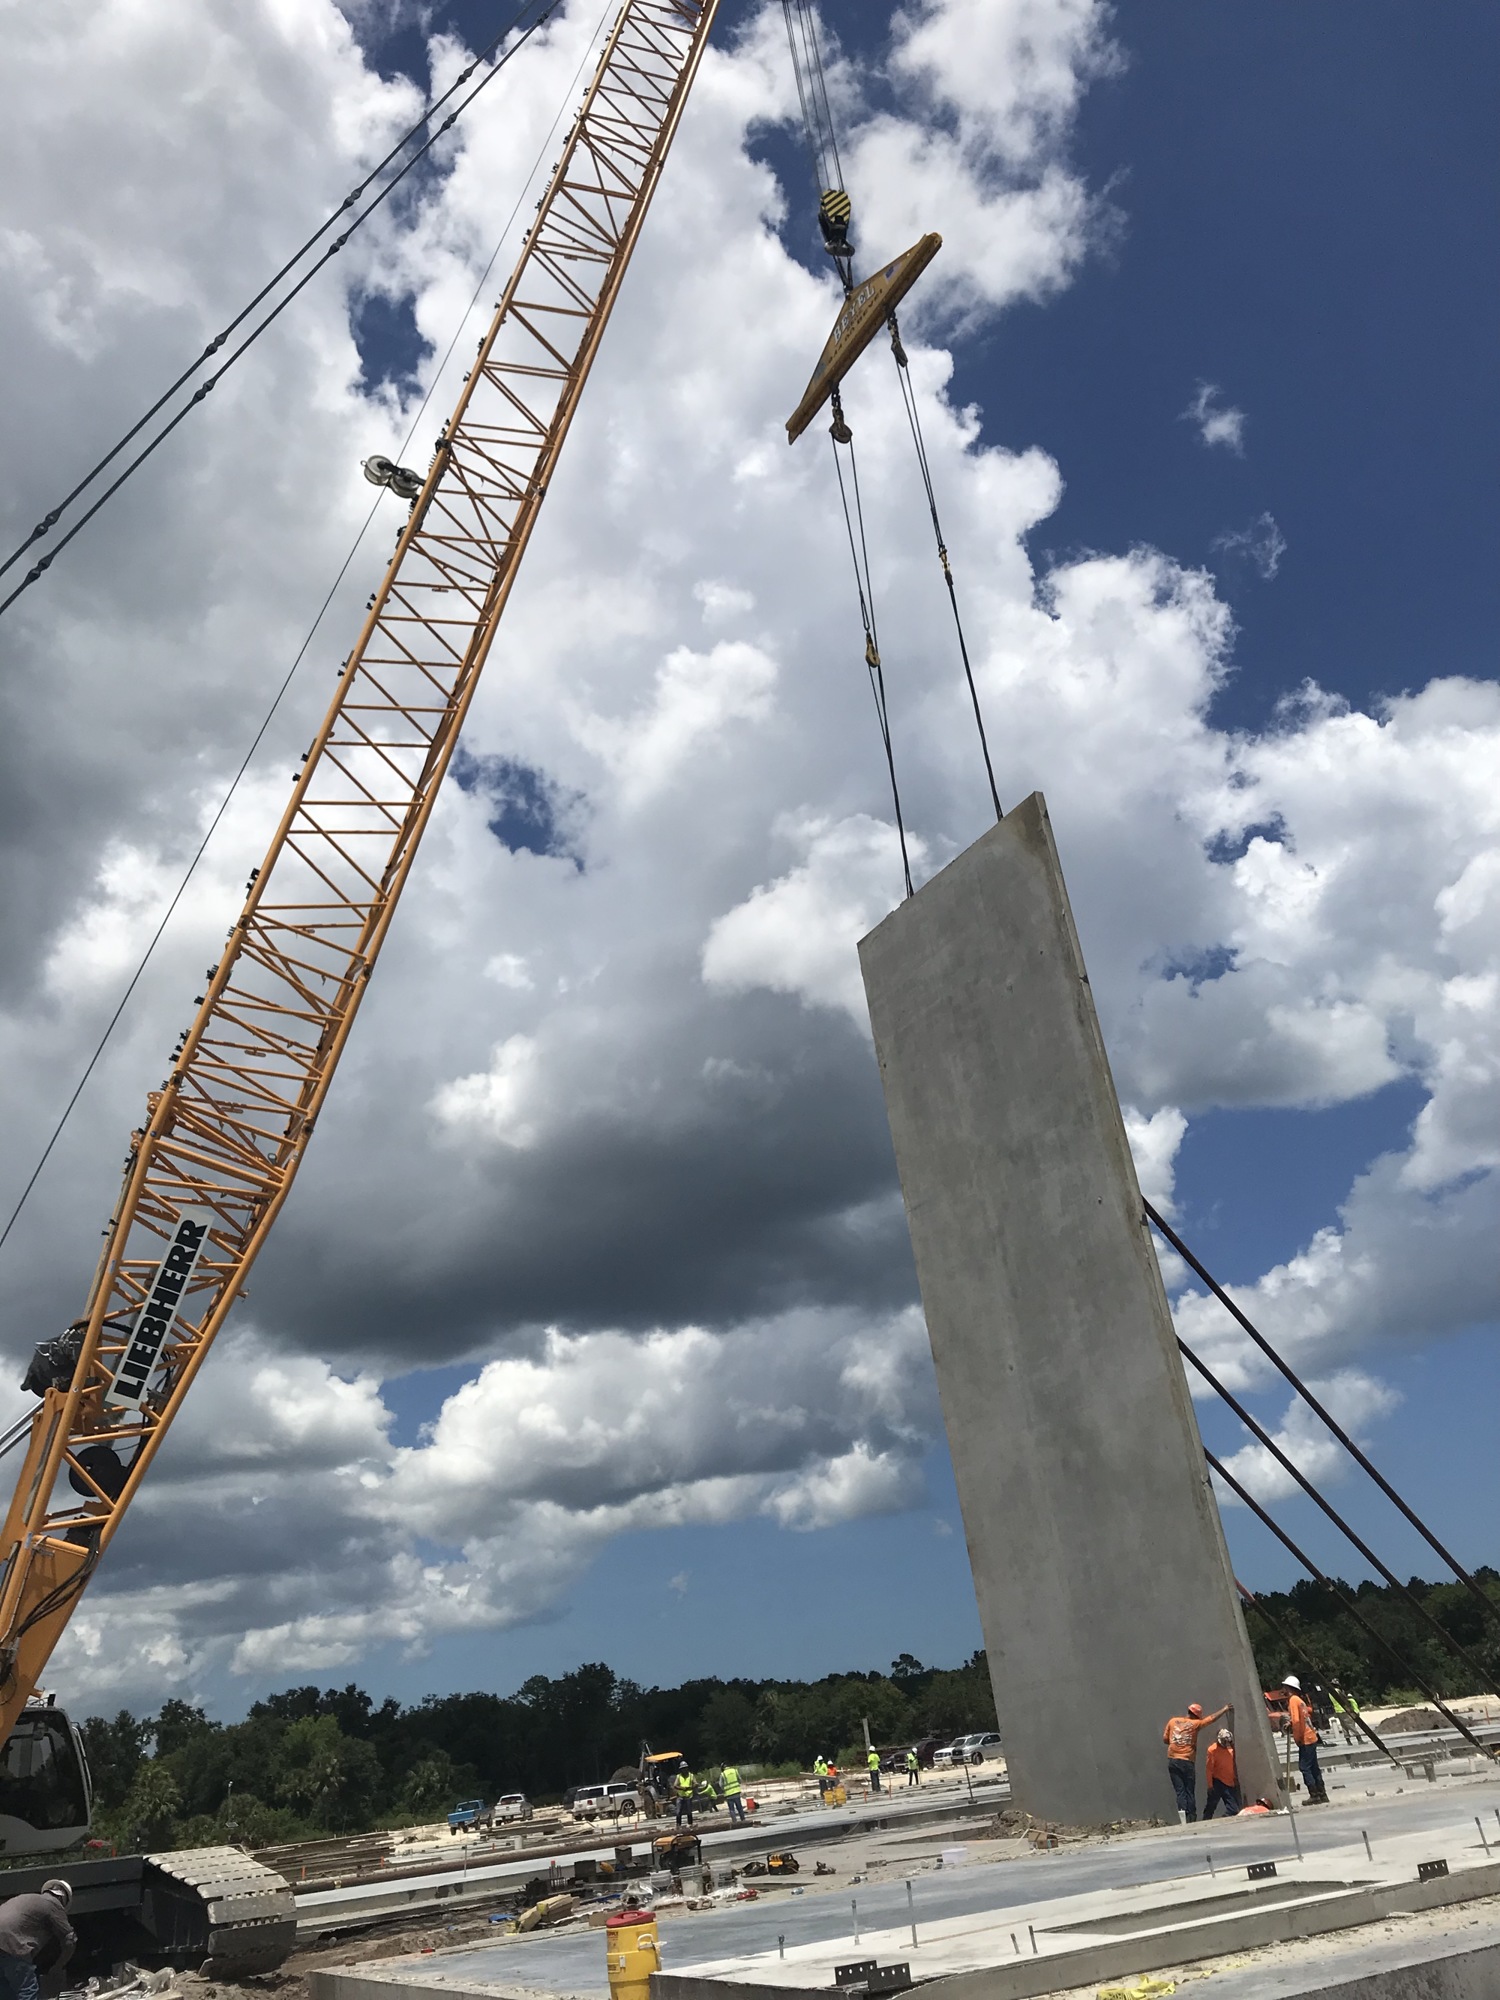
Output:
[0, 0, 719, 1965]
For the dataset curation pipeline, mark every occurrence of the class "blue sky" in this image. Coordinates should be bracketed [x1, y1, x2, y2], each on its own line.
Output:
[0, 0, 1495, 1720]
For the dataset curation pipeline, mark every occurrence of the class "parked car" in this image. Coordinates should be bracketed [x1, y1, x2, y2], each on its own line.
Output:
[494, 1793, 532, 1821]
[963, 1732, 1003, 1764]
[931, 1742, 960, 1768]
[448, 1798, 492, 1834]
[572, 1781, 643, 1820]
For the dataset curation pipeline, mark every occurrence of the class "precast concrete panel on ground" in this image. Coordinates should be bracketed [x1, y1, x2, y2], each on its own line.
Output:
[858, 792, 1280, 1825]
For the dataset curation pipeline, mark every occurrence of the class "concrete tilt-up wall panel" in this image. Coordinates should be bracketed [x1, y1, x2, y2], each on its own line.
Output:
[858, 792, 1281, 1825]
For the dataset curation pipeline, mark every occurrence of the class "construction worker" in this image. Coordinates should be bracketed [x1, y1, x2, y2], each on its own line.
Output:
[0, 1880, 74, 2000]
[813, 1753, 829, 1796]
[722, 1762, 746, 1824]
[905, 1747, 919, 1786]
[1203, 1729, 1241, 1818]
[674, 1764, 695, 1827]
[1281, 1676, 1328, 1802]
[695, 1770, 719, 1812]
[1331, 1692, 1361, 1745]
[1162, 1701, 1230, 1822]
[866, 1746, 882, 1795]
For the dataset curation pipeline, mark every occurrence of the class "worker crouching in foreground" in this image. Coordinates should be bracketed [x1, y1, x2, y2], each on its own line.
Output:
[0, 1880, 74, 2000]
[1163, 1701, 1230, 1822]
[1282, 1675, 1328, 1802]
[1203, 1728, 1242, 1817]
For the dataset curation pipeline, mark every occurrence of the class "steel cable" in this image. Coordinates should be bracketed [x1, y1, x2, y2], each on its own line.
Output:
[1209, 1449, 1495, 1761]
[887, 313, 1002, 822]
[1149, 1200, 1500, 1637]
[1180, 1332, 1500, 1702]
[0, 0, 566, 619]
[828, 397, 914, 899]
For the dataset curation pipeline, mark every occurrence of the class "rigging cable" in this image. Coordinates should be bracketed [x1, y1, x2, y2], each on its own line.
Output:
[1179, 1330, 1500, 1702]
[1208, 1449, 1496, 1762]
[828, 387, 914, 899]
[0, 4, 615, 1260]
[887, 310, 1002, 821]
[1233, 1579, 1404, 1771]
[0, 0, 566, 620]
[1149, 1199, 1500, 1639]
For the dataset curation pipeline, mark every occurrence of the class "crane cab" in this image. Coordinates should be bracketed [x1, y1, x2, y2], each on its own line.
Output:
[0, 1701, 93, 1855]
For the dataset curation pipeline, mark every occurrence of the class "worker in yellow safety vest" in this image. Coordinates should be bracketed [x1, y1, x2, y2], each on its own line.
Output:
[722, 1763, 746, 1824]
[866, 1747, 882, 1795]
[905, 1748, 919, 1786]
[674, 1765, 695, 1827]
[813, 1754, 829, 1796]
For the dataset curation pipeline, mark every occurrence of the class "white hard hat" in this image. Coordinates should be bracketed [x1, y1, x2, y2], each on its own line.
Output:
[1282, 1673, 1301, 1690]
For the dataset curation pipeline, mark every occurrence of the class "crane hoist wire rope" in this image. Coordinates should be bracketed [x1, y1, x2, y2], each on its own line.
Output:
[0, 0, 570, 620]
[0, 0, 617, 1268]
[779, 0, 1001, 908]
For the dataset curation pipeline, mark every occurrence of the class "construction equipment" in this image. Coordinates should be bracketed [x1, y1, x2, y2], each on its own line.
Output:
[0, 0, 720, 1967]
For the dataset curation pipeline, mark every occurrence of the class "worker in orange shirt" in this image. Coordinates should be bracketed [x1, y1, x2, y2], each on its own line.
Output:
[1280, 1675, 1328, 1803]
[1203, 1727, 1241, 1817]
[1163, 1701, 1230, 1822]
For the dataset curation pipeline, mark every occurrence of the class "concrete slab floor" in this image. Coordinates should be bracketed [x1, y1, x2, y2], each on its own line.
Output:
[307, 1776, 1500, 2000]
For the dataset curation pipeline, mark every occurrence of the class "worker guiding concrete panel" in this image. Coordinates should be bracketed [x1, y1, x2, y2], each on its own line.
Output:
[1162, 1701, 1230, 1823]
[1280, 1675, 1330, 1803]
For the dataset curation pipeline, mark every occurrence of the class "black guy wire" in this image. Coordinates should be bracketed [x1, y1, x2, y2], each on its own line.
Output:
[0, 0, 558, 591]
[0, 7, 609, 1261]
[0, 0, 566, 622]
[1234, 1580, 1403, 1771]
[887, 310, 1002, 823]
[1208, 1449, 1496, 1763]
[828, 398, 913, 899]
[1149, 1198, 1500, 1640]
[1180, 1331, 1500, 1703]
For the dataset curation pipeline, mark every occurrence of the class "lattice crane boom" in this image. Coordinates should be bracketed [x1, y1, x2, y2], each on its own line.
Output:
[0, 0, 720, 1740]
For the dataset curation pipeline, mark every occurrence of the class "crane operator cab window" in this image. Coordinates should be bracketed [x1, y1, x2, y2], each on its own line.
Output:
[0, 1707, 91, 1846]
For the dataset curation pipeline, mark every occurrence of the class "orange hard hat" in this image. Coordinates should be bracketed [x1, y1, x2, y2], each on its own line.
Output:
[1187, 1703, 1203, 1718]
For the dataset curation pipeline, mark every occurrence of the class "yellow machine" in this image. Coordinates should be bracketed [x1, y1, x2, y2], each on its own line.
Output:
[0, 0, 721, 1960]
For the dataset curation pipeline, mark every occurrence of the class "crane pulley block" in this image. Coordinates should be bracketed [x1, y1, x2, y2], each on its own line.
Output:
[786, 232, 941, 443]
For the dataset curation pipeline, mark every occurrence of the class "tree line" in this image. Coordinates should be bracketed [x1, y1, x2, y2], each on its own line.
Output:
[1241, 1568, 1500, 1710]
[81, 1649, 997, 1854]
[78, 1568, 1500, 1858]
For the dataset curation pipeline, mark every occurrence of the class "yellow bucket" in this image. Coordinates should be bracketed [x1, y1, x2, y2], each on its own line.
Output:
[606, 1910, 660, 2000]
[827, 1784, 848, 1807]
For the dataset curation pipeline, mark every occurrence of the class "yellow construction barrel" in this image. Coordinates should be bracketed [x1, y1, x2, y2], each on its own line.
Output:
[605, 1907, 660, 2000]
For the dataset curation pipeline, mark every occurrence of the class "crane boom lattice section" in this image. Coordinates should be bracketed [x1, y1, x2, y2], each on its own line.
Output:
[0, 0, 719, 1734]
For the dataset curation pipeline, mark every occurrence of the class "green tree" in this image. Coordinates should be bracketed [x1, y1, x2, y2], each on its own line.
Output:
[81, 1711, 148, 1810]
[114, 1760, 182, 1850]
[698, 1688, 756, 1762]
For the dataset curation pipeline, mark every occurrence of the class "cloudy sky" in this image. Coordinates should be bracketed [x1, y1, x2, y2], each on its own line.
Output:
[0, 0, 1495, 1721]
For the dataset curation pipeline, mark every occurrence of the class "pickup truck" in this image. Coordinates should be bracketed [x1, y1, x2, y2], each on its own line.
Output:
[495, 1793, 533, 1822]
[447, 1799, 492, 1834]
